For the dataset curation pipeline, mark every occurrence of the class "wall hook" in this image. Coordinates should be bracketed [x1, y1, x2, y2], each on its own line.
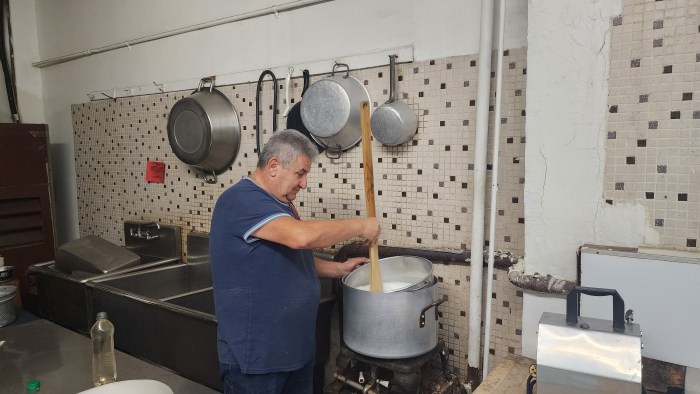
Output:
[282, 66, 294, 117]
[153, 81, 165, 92]
[87, 93, 96, 101]
[101, 90, 117, 102]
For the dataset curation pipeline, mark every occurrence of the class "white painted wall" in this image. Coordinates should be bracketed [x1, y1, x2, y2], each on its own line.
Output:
[522, 0, 623, 358]
[15, 0, 527, 244]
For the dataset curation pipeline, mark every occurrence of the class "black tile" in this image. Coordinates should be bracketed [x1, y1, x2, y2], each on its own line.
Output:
[688, 239, 697, 248]
[678, 193, 688, 201]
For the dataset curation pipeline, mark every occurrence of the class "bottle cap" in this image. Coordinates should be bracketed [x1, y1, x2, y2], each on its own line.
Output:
[27, 379, 41, 392]
[96, 311, 108, 320]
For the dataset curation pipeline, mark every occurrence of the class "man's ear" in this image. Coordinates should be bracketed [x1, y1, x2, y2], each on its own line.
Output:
[268, 156, 279, 176]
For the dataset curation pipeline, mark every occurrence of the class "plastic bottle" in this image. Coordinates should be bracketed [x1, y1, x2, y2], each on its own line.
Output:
[26, 379, 40, 393]
[90, 311, 117, 386]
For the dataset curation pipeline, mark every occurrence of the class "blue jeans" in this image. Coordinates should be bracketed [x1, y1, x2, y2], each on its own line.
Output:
[222, 360, 315, 394]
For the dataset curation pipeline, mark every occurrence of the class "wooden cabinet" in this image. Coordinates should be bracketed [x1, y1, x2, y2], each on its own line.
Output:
[0, 123, 56, 311]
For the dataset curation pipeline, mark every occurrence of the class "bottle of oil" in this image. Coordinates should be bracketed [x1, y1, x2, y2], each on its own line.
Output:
[90, 312, 117, 386]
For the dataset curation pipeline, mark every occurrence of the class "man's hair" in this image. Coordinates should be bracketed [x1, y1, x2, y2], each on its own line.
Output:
[257, 129, 319, 169]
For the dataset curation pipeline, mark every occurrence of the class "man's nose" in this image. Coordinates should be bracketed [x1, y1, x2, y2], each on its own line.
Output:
[299, 176, 308, 189]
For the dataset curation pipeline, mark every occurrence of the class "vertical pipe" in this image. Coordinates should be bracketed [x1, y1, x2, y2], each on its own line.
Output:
[468, 0, 495, 374]
[482, 0, 507, 378]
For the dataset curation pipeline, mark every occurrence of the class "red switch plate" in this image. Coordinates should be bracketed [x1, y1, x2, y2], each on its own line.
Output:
[145, 161, 165, 183]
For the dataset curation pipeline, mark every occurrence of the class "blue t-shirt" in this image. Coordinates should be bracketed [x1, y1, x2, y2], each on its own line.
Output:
[210, 177, 320, 374]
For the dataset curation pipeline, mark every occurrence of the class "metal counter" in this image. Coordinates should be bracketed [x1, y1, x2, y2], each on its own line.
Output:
[0, 312, 219, 393]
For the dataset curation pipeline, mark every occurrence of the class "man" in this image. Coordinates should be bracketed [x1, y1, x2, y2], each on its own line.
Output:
[210, 129, 381, 394]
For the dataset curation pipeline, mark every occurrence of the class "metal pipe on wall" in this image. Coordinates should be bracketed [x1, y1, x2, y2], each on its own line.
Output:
[482, 0, 507, 378]
[32, 0, 334, 68]
[467, 0, 496, 379]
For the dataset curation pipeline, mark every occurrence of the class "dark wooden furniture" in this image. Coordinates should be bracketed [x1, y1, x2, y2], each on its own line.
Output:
[0, 123, 56, 311]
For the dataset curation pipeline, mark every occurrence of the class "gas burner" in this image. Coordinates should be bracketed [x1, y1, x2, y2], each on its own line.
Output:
[329, 342, 467, 394]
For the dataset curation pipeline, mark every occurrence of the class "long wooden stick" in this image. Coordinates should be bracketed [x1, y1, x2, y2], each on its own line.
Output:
[360, 101, 383, 292]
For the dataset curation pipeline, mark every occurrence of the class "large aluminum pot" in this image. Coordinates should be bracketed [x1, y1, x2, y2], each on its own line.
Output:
[300, 63, 370, 158]
[342, 276, 445, 359]
[168, 77, 241, 184]
[343, 256, 433, 293]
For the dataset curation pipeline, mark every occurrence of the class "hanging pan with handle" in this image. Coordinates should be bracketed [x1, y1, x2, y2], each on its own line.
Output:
[300, 63, 370, 159]
[167, 76, 241, 184]
[371, 54, 418, 146]
[286, 69, 324, 153]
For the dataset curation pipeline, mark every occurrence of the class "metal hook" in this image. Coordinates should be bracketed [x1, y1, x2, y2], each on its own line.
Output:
[124, 42, 132, 50]
[87, 93, 96, 101]
[153, 82, 165, 92]
[282, 67, 294, 117]
[101, 91, 117, 102]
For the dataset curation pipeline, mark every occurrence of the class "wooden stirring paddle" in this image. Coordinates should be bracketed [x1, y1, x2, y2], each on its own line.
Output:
[360, 101, 383, 292]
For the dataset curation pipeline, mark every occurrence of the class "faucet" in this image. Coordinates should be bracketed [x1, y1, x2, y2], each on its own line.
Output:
[129, 222, 161, 240]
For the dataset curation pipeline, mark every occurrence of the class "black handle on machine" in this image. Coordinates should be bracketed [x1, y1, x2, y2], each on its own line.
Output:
[255, 70, 278, 156]
[566, 286, 625, 332]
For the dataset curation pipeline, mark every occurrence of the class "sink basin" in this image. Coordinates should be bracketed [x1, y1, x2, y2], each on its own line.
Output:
[77, 380, 173, 394]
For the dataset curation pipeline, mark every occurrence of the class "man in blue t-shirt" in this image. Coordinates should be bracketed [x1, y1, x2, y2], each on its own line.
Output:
[210, 129, 381, 394]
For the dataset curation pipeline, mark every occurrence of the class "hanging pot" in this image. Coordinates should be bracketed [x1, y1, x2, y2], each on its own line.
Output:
[300, 63, 370, 158]
[286, 69, 324, 153]
[167, 77, 241, 184]
[371, 55, 418, 146]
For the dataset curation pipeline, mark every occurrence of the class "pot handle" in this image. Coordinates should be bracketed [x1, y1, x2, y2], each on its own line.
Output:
[419, 298, 446, 328]
[197, 76, 216, 93]
[325, 144, 342, 159]
[331, 63, 350, 79]
[200, 169, 217, 184]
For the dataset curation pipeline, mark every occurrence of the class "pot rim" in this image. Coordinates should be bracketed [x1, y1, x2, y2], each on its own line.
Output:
[342, 255, 433, 293]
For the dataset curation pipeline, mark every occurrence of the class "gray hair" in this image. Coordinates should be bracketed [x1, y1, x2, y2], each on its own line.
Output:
[257, 129, 319, 169]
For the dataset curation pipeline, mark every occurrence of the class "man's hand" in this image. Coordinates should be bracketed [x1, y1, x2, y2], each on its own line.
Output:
[335, 257, 369, 277]
[359, 217, 381, 245]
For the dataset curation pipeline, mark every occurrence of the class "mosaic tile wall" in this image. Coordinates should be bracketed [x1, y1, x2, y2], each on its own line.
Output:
[433, 263, 524, 373]
[72, 49, 527, 373]
[606, 0, 700, 252]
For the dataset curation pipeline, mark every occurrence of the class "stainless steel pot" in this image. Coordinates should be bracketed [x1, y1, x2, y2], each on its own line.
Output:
[371, 55, 418, 146]
[343, 255, 433, 293]
[342, 276, 444, 358]
[300, 63, 370, 158]
[168, 77, 241, 184]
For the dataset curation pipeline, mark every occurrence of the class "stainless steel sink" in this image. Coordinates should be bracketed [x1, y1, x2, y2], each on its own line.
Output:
[88, 261, 220, 390]
[28, 222, 182, 333]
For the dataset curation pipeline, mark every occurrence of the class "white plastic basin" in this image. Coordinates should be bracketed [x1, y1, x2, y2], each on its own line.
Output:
[77, 380, 173, 394]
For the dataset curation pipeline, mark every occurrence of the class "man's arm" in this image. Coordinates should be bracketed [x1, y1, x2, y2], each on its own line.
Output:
[251, 216, 380, 250]
[314, 256, 368, 278]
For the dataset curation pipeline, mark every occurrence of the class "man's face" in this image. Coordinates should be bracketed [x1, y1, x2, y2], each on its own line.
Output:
[273, 154, 312, 203]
